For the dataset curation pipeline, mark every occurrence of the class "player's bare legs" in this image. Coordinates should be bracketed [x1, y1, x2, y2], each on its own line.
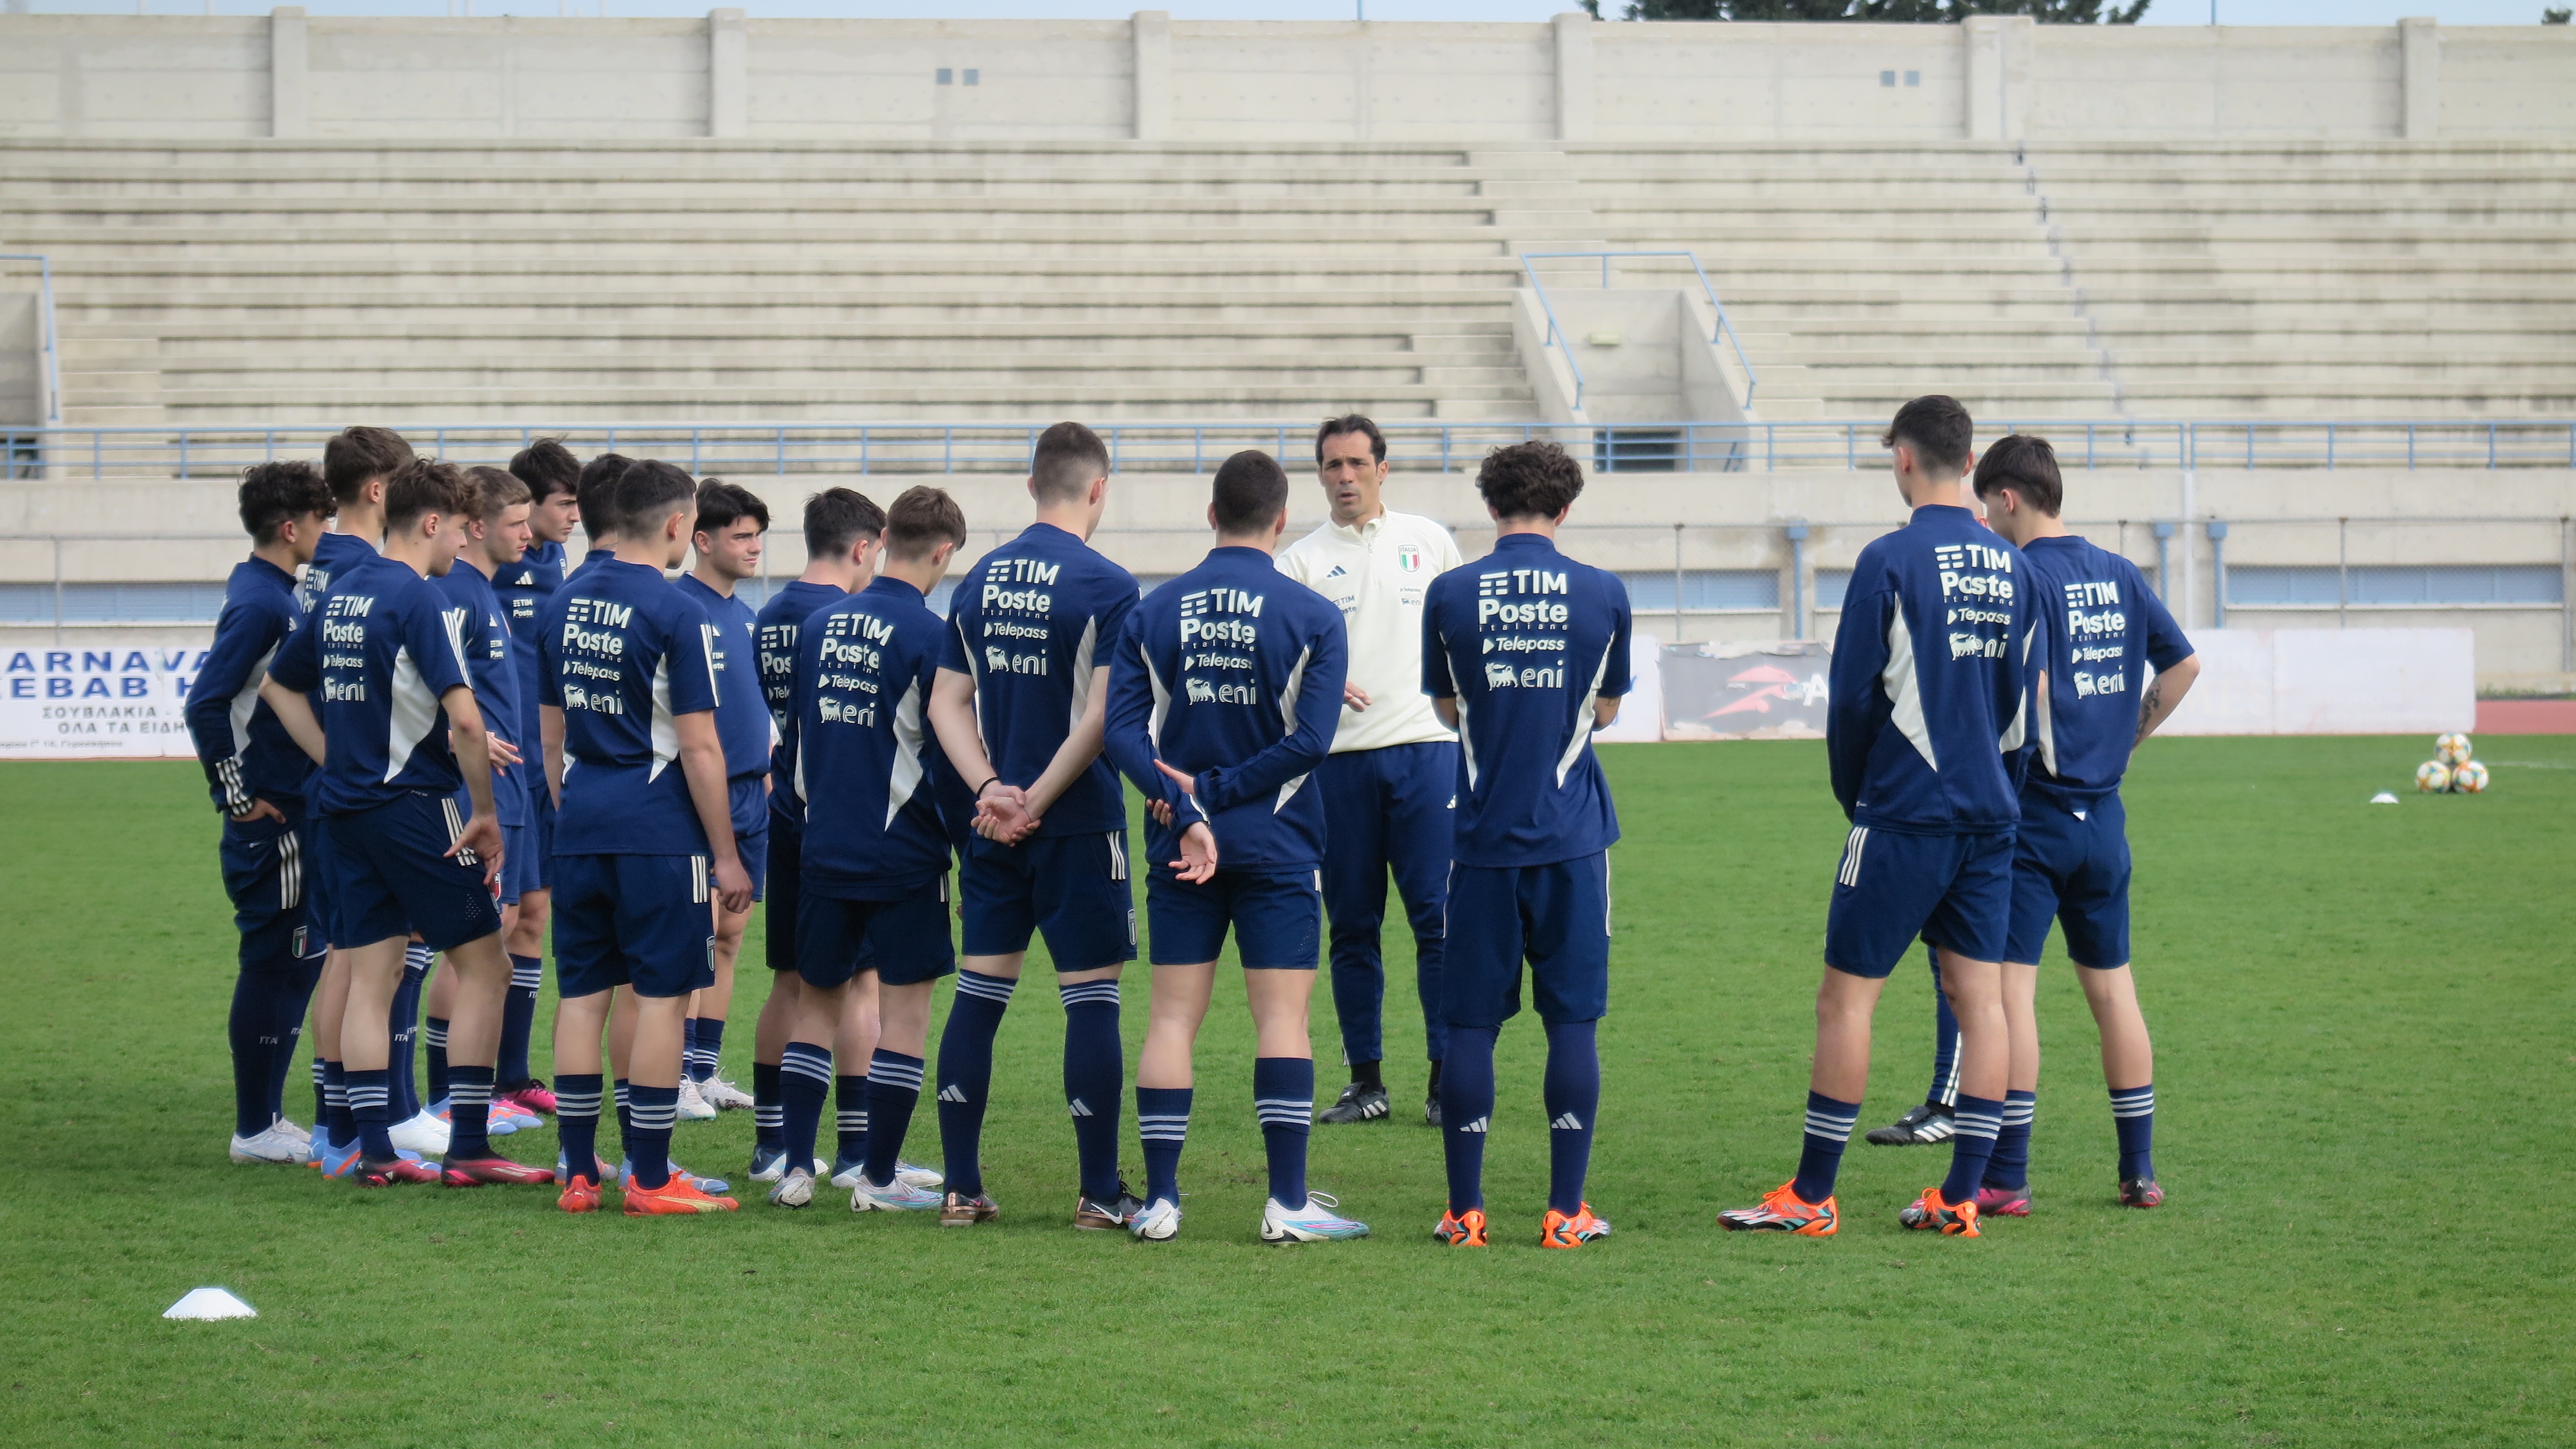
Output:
[1976, 957, 2044, 1215]
[1136, 962, 1215, 1091]
[1807, 966, 1886, 1104]
[2079, 962, 2162, 1205]
[311, 947, 351, 1149]
[551, 988, 615, 1195]
[336, 937, 411, 1165]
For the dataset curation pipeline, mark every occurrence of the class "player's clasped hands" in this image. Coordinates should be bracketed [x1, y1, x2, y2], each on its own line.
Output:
[973, 781, 1041, 845]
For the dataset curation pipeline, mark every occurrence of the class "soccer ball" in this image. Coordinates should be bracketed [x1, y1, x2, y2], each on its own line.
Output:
[2415, 760, 2452, 793]
[2436, 733, 2473, 767]
[2452, 760, 2490, 794]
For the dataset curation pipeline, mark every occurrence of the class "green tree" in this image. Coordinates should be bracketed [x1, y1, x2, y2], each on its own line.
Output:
[1580, 0, 2151, 21]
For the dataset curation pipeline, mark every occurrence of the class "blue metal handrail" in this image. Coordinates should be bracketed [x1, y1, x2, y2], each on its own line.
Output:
[4, 418, 2574, 481]
[0, 255, 63, 425]
[1519, 250, 1761, 414]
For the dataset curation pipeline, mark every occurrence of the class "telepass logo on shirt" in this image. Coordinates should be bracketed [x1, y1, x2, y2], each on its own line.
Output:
[1474, 567, 1572, 689]
[1932, 541, 2017, 660]
[814, 611, 895, 728]
[1177, 587, 1265, 704]
[2063, 577, 2131, 696]
[317, 594, 374, 701]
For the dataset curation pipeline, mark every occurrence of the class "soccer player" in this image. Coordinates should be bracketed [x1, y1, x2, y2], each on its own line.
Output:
[1420, 440, 1630, 1250]
[1103, 450, 1367, 1245]
[1720, 395, 2040, 1239]
[538, 459, 754, 1215]
[768, 487, 965, 1214]
[488, 436, 585, 1117]
[745, 487, 886, 1184]
[1864, 948, 1963, 1147]
[922, 421, 1142, 1229]
[1967, 434, 2197, 1212]
[262, 459, 542, 1188]
[186, 460, 334, 1164]
[674, 479, 772, 1118]
[567, 452, 632, 580]
[1275, 414, 1463, 1128]
[419, 468, 542, 1141]
[294, 425, 413, 1170]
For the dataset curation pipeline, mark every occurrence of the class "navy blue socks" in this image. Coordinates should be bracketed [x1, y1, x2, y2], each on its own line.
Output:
[227, 958, 294, 1137]
[861, 1050, 925, 1187]
[778, 1041, 830, 1173]
[422, 1016, 450, 1106]
[1135, 1086, 1191, 1206]
[935, 970, 1015, 1198]
[1926, 949, 1961, 1110]
[688, 1017, 725, 1083]
[497, 953, 541, 1085]
[388, 945, 429, 1120]
[1794, 1092, 1861, 1205]
[834, 1073, 869, 1163]
[1061, 978, 1125, 1203]
[2111, 1083, 2155, 1181]
[1252, 1056, 1313, 1209]
[1439, 1023, 1499, 1213]
[627, 1083, 677, 1191]
[446, 1064, 494, 1161]
[1543, 1019, 1601, 1216]
[1941, 1093, 2004, 1204]
[323, 1059, 353, 1145]
[752, 1061, 784, 1155]
[555, 1073, 604, 1181]
[347, 1066, 394, 1160]
[1985, 1089, 2037, 1192]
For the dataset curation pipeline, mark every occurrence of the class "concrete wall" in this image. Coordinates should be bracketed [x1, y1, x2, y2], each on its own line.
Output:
[2, 12, 2570, 143]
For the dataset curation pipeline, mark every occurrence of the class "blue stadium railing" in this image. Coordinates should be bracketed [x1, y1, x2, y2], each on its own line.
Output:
[4, 418, 2574, 480]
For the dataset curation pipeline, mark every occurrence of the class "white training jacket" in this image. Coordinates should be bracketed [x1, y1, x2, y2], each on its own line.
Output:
[1275, 507, 1464, 756]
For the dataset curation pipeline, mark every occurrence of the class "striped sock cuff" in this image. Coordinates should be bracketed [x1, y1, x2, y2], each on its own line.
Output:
[324, 1086, 349, 1110]
[1060, 979, 1121, 1009]
[402, 943, 434, 973]
[836, 1109, 870, 1133]
[2002, 1091, 2037, 1128]
[423, 1023, 449, 1050]
[612, 1081, 632, 1110]
[312, 1059, 327, 1089]
[753, 1106, 783, 1128]
[1254, 1097, 1312, 1130]
[1802, 1091, 1862, 1144]
[781, 1044, 833, 1087]
[555, 1075, 604, 1120]
[346, 1085, 391, 1112]
[1137, 1113, 1190, 1143]
[508, 957, 543, 991]
[2110, 1085, 2156, 1118]
[1952, 1095, 2005, 1143]
[868, 1052, 926, 1092]
[629, 1105, 678, 1131]
[955, 970, 1017, 1005]
[448, 1081, 493, 1108]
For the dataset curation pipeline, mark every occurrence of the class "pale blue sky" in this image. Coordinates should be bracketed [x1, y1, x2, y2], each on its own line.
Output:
[45, 0, 2570, 25]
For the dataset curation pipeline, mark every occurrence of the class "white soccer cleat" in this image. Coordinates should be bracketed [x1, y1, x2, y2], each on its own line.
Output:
[272, 1115, 313, 1144]
[895, 1160, 944, 1190]
[768, 1165, 814, 1209]
[388, 1109, 450, 1156]
[229, 1123, 311, 1164]
[698, 1076, 755, 1112]
[848, 1176, 944, 1213]
[675, 1077, 718, 1122]
[1130, 1197, 1183, 1242]
[1260, 1192, 1371, 1243]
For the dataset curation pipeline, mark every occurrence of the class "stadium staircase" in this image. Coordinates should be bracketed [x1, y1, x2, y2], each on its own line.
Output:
[1, 137, 2569, 429]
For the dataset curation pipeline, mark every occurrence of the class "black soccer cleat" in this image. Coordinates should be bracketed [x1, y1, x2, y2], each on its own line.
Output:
[1424, 1092, 1443, 1129]
[1318, 1082, 1391, 1125]
[1074, 1179, 1147, 1231]
[1865, 1102, 1955, 1146]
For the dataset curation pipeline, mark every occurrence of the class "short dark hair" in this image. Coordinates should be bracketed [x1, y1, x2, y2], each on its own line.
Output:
[803, 488, 886, 561]
[694, 479, 771, 539]
[1475, 440, 1584, 521]
[1030, 421, 1111, 505]
[1314, 414, 1386, 466]
[614, 459, 698, 540]
[509, 437, 581, 505]
[467, 466, 530, 521]
[322, 426, 415, 505]
[1881, 395, 1974, 477]
[237, 460, 333, 545]
[384, 458, 477, 530]
[1973, 434, 2063, 518]
[884, 485, 967, 564]
[576, 453, 634, 538]
[1210, 450, 1290, 536]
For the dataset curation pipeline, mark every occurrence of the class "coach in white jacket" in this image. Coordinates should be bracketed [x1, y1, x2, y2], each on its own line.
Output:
[1276, 415, 1464, 1128]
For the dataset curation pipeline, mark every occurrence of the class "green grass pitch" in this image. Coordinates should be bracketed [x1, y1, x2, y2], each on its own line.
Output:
[1, 736, 2570, 1448]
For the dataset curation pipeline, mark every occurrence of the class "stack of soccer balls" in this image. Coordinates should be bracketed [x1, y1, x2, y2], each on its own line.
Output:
[2416, 733, 2490, 794]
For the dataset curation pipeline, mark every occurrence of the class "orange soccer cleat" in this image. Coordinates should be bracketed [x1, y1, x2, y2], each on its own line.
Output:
[1433, 1208, 1489, 1247]
[1899, 1185, 1982, 1237]
[1719, 1180, 1839, 1237]
[620, 1171, 740, 1216]
[1538, 1203, 1614, 1249]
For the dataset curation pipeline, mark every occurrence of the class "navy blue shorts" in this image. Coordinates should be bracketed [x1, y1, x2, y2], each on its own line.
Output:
[499, 822, 534, 906]
[961, 830, 1136, 970]
[532, 788, 557, 893]
[1146, 867, 1321, 969]
[318, 792, 504, 954]
[1443, 854, 1611, 1028]
[308, 817, 340, 950]
[797, 878, 954, 989]
[219, 806, 326, 974]
[1823, 826, 2013, 978]
[765, 811, 802, 973]
[736, 825, 769, 905]
[2005, 791, 2131, 969]
[553, 852, 717, 1000]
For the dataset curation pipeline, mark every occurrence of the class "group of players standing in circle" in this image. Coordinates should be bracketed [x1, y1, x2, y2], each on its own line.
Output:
[187, 394, 2194, 1244]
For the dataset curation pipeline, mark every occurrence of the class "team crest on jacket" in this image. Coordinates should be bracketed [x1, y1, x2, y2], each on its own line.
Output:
[1396, 543, 1422, 572]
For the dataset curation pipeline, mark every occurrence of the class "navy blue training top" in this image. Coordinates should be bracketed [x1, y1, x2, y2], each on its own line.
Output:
[433, 560, 529, 828]
[755, 578, 846, 829]
[183, 556, 313, 814]
[1421, 531, 1632, 869]
[492, 537, 565, 756]
[675, 574, 772, 784]
[1103, 546, 1347, 874]
[939, 521, 1139, 839]
[2021, 533, 2194, 805]
[1826, 504, 2042, 835]
[295, 529, 375, 619]
[792, 575, 952, 898]
[537, 557, 720, 856]
[266, 551, 475, 817]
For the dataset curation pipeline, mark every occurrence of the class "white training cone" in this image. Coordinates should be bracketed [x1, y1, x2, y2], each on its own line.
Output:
[163, 1287, 257, 1320]
[2368, 792, 2400, 804]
